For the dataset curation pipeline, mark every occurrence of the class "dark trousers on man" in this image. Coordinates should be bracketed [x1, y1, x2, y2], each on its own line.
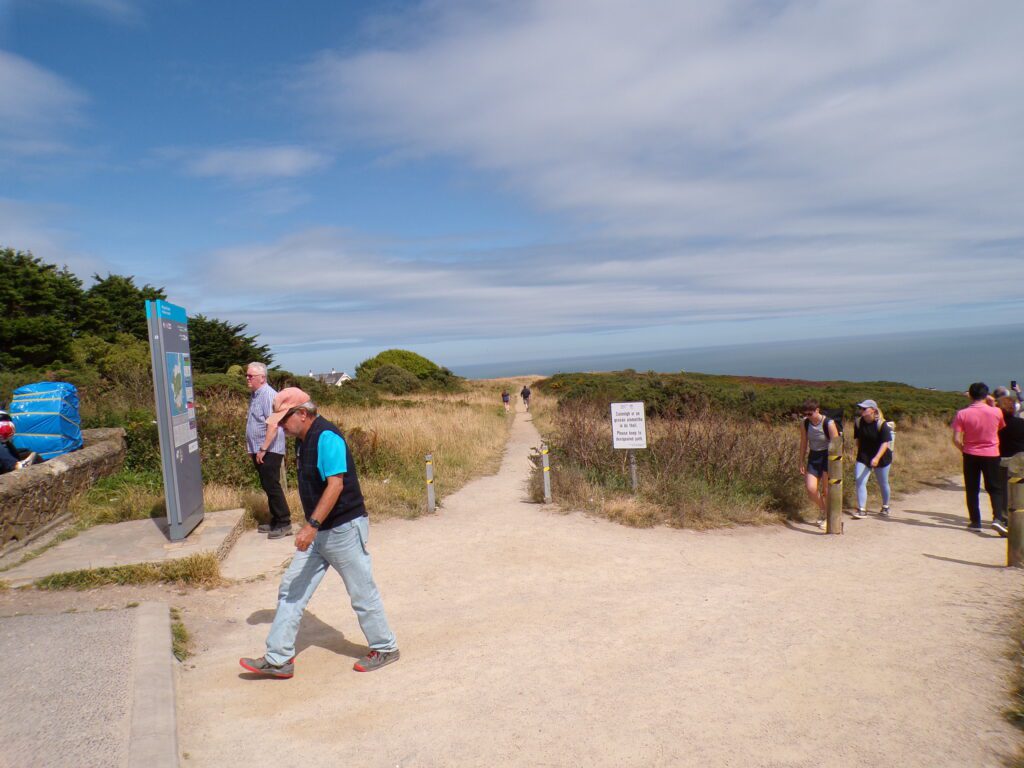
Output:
[962, 453, 1004, 526]
[252, 451, 290, 528]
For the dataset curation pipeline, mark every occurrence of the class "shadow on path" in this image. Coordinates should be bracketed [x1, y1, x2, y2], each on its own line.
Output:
[783, 520, 828, 536]
[245, 609, 365, 660]
[877, 509, 970, 531]
[922, 553, 1006, 570]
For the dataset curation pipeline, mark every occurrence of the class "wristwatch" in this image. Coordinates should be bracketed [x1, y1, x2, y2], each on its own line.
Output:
[309, 518, 322, 530]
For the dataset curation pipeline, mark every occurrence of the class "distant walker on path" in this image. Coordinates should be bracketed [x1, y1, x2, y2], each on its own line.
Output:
[520, 385, 531, 411]
[240, 397, 399, 679]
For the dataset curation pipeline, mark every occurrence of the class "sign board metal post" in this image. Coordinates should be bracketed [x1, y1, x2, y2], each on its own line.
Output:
[146, 300, 205, 541]
[611, 402, 647, 494]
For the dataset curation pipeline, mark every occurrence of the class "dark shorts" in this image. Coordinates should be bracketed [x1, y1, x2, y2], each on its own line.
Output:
[806, 450, 829, 478]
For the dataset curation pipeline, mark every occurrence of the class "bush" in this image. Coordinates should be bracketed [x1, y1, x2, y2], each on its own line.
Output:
[355, 349, 462, 392]
[371, 364, 421, 394]
[356, 349, 442, 380]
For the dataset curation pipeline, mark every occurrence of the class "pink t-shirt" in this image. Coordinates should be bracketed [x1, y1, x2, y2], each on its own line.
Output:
[952, 402, 1006, 457]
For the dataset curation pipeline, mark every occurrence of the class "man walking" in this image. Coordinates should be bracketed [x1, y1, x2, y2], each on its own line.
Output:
[246, 362, 292, 538]
[952, 382, 1006, 533]
[240, 398, 399, 679]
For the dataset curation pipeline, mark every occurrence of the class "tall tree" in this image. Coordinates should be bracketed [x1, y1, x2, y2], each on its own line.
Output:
[187, 314, 273, 373]
[84, 273, 166, 340]
[0, 248, 83, 369]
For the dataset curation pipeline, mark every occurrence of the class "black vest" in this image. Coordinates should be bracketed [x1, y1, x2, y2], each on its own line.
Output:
[296, 416, 366, 529]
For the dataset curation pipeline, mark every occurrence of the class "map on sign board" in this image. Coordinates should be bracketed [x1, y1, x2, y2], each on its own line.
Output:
[611, 401, 647, 449]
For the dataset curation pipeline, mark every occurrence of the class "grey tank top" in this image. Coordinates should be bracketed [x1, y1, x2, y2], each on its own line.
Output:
[806, 418, 831, 452]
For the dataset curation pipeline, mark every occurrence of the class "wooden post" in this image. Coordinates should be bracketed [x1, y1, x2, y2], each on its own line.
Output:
[425, 453, 436, 514]
[541, 443, 552, 503]
[1006, 454, 1024, 567]
[629, 450, 638, 494]
[827, 435, 843, 535]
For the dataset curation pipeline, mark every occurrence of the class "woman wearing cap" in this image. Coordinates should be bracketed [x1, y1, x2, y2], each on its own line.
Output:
[853, 399, 893, 518]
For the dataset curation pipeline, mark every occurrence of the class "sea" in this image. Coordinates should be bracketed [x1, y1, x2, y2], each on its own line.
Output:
[453, 325, 1020, 392]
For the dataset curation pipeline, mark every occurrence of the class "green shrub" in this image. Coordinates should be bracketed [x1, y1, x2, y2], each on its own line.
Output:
[371, 364, 421, 394]
[356, 349, 442, 380]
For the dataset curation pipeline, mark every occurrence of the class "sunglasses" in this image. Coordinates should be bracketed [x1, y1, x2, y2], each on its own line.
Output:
[245, 374, 263, 379]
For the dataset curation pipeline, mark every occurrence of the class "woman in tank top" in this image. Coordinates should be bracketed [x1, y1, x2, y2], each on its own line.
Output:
[799, 398, 840, 530]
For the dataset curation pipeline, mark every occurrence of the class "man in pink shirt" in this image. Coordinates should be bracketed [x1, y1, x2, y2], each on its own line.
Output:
[952, 382, 1007, 533]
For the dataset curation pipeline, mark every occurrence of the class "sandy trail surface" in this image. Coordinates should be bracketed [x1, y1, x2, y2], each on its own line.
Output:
[179, 406, 1023, 767]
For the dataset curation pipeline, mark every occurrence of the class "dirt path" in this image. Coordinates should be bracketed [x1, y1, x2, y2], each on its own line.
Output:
[178, 405, 1024, 767]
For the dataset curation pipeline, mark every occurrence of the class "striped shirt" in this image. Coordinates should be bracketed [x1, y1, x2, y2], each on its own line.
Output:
[246, 383, 285, 455]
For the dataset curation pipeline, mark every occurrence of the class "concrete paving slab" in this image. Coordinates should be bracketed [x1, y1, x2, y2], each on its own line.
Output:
[3, 509, 244, 587]
[0, 607, 137, 768]
[128, 602, 178, 768]
[219, 528, 296, 581]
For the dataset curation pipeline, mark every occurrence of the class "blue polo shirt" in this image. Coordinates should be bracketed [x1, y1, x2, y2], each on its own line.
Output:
[316, 431, 349, 480]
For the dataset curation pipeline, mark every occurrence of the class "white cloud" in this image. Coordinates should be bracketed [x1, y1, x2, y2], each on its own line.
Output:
[189, 226, 1022, 361]
[302, 0, 1024, 240]
[181, 145, 330, 183]
[0, 50, 86, 157]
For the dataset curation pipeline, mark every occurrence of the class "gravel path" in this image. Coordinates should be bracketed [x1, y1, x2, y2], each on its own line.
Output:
[178, 405, 1024, 767]
[0, 609, 135, 768]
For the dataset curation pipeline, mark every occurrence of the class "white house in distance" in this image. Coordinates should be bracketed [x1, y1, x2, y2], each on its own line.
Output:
[309, 367, 352, 386]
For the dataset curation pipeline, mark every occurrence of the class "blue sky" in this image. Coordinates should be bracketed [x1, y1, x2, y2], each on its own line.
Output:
[2, 0, 1023, 376]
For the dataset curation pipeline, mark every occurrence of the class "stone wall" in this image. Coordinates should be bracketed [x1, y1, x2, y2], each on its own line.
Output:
[0, 428, 126, 551]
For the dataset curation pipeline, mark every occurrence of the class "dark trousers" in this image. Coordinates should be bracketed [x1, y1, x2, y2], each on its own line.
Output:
[252, 451, 291, 528]
[962, 453, 1004, 526]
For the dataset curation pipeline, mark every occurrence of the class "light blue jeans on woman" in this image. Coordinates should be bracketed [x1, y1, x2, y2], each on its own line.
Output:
[265, 516, 397, 666]
[854, 461, 891, 510]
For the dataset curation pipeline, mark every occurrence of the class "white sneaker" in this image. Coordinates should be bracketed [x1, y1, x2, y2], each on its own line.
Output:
[879, 505, 891, 517]
[852, 509, 867, 519]
[816, 518, 827, 530]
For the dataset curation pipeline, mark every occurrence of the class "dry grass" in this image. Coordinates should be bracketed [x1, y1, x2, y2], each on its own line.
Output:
[532, 401, 962, 530]
[319, 379, 512, 518]
[33, 552, 222, 590]
[64, 383, 513, 531]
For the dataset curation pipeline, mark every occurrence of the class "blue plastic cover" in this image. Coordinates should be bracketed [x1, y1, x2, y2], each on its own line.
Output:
[9, 382, 83, 460]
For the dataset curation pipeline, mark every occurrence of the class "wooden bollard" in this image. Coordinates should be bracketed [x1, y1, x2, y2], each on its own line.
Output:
[425, 453, 436, 514]
[826, 435, 843, 535]
[1006, 454, 1024, 567]
[541, 444, 552, 503]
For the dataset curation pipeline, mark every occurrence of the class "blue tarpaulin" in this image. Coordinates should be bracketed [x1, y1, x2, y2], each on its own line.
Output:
[9, 382, 83, 460]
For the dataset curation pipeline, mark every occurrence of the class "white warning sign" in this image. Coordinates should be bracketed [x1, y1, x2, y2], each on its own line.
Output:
[611, 401, 647, 450]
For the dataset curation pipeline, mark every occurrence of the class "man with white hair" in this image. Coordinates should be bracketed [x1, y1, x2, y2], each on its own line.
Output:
[245, 362, 291, 538]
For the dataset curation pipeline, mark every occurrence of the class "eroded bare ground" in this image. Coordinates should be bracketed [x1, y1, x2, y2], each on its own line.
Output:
[4, 404, 1022, 767]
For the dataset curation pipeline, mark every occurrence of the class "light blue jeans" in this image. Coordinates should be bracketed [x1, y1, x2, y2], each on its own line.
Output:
[854, 462, 891, 509]
[265, 516, 397, 665]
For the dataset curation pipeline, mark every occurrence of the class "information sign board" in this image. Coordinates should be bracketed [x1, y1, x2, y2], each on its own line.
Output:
[611, 401, 647, 450]
[146, 300, 204, 540]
